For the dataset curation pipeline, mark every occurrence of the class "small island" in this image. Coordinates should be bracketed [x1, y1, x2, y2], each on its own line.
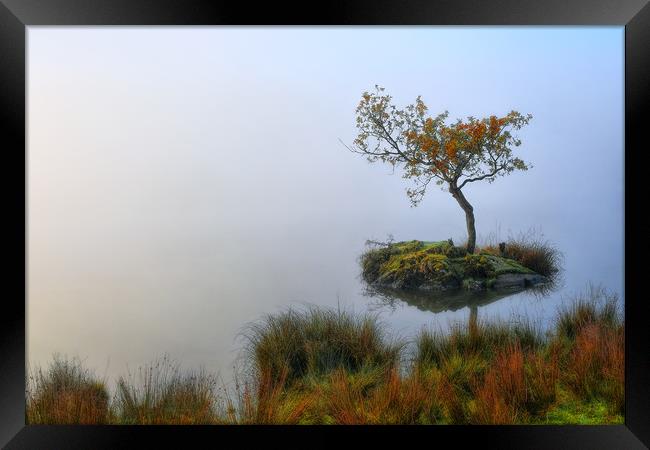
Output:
[351, 87, 555, 294]
[360, 239, 548, 292]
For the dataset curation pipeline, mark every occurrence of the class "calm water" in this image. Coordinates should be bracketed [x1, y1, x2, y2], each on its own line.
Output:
[27, 27, 624, 386]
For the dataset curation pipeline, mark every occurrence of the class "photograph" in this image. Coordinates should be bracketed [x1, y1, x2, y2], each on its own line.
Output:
[25, 26, 625, 426]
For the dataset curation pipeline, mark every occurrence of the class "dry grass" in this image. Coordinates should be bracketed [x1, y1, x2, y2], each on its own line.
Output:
[113, 356, 217, 424]
[26, 355, 109, 424]
[471, 344, 526, 424]
[564, 323, 624, 415]
[325, 367, 442, 424]
[470, 343, 559, 424]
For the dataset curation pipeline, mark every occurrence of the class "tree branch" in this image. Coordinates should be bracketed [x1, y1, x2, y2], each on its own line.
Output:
[458, 164, 505, 189]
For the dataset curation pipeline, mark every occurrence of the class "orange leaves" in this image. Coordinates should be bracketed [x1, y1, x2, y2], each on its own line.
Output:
[396, 108, 528, 183]
[352, 87, 531, 197]
[489, 115, 499, 135]
[415, 96, 428, 116]
[488, 115, 508, 136]
[434, 160, 448, 175]
[473, 122, 487, 141]
[404, 129, 439, 159]
[457, 121, 487, 142]
[404, 130, 418, 142]
[357, 92, 372, 112]
[444, 140, 457, 160]
[419, 135, 436, 154]
[423, 117, 435, 133]
[452, 120, 488, 149]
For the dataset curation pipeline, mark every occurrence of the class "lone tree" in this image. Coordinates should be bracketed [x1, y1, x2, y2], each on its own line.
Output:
[349, 86, 532, 254]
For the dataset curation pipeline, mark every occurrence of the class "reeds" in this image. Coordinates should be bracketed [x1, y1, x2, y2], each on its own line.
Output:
[113, 356, 217, 424]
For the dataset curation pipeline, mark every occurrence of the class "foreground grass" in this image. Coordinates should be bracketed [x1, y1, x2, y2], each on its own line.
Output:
[114, 356, 217, 424]
[26, 355, 110, 424]
[243, 307, 402, 385]
[27, 287, 622, 425]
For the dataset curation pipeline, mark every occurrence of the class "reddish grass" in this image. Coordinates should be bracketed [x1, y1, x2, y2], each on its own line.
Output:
[565, 323, 624, 414]
[524, 348, 560, 414]
[326, 368, 440, 425]
[471, 343, 526, 424]
[470, 342, 560, 424]
[434, 370, 467, 423]
[26, 357, 109, 425]
[27, 384, 110, 425]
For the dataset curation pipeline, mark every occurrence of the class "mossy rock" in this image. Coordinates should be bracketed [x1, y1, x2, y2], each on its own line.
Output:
[360, 240, 547, 292]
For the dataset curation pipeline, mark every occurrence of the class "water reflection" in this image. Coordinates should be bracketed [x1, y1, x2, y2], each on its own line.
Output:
[364, 277, 562, 322]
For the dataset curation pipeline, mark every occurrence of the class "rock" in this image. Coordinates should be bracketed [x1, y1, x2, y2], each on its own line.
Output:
[419, 279, 460, 291]
[463, 279, 486, 291]
[492, 273, 548, 289]
[371, 273, 547, 292]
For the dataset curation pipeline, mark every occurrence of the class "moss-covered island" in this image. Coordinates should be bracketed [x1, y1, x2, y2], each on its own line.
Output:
[360, 239, 548, 291]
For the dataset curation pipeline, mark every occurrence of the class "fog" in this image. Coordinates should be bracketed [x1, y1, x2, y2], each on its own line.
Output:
[27, 27, 623, 382]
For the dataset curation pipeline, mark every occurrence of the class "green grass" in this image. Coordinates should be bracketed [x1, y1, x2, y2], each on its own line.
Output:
[479, 254, 536, 276]
[415, 317, 543, 368]
[541, 388, 624, 425]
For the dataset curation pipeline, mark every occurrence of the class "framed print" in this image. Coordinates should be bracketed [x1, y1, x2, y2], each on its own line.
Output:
[1, 0, 648, 448]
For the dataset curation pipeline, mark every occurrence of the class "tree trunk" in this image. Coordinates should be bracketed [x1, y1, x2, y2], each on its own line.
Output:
[449, 184, 477, 254]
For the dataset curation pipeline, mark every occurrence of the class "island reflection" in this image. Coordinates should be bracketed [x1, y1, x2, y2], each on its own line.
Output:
[363, 280, 560, 317]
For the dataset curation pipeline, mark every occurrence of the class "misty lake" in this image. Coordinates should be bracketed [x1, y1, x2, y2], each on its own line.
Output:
[27, 27, 624, 387]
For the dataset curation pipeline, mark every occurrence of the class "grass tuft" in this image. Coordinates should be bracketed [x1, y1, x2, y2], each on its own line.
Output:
[113, 356, 217, 424]
[415, 316, 543, 368]
[555, 284, 621, 340]
[26, 355, 110, 424]
[243, 306, 402, 387]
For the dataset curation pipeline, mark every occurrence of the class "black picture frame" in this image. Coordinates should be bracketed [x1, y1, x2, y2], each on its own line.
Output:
[1, 1, 648, 448]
